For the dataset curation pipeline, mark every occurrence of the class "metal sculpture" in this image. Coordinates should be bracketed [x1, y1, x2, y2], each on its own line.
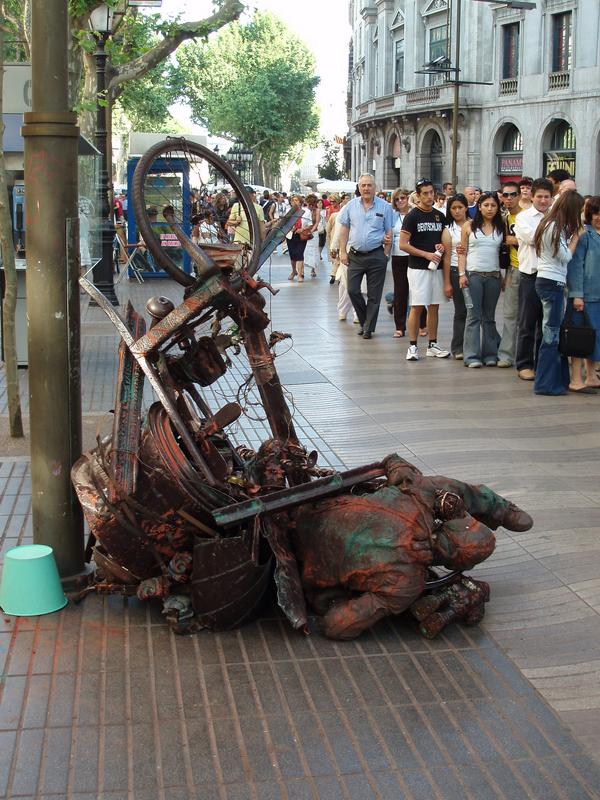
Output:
[72, 139, 533, 640]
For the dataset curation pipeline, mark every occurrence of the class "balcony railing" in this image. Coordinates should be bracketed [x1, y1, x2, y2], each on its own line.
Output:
[548, 71, 570, 90]
[499, 78, 518, 96]
[406, 86, 440, 105]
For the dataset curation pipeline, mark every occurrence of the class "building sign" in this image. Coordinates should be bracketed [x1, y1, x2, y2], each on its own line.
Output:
[496, 153, 523, 175]
[3, 65, 32, 114]
[544, 151, 576, 178]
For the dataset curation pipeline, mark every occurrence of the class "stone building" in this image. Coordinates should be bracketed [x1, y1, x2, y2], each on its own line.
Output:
[348, 0, 600, 193]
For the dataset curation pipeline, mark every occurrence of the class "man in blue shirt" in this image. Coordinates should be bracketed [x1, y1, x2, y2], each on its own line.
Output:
[338, 174, 394, 338]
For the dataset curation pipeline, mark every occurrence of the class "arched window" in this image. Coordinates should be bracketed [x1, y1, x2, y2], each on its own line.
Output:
[550, 121, 576, 151]
[502, 125, 523, 153]
[544, 120, 576, 177]
[422, 130, 443, 189]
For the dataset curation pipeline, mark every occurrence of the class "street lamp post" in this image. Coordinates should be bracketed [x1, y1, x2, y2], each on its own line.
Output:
[22, 0, 84, 576]
[89, 3, 119, 306]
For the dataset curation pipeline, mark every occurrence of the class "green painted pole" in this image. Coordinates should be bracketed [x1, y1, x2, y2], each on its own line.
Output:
[22, 0, 84, 576]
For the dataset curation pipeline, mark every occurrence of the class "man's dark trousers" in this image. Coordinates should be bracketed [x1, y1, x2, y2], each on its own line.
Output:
[516, 271, 542, 371]
[348, 247, 388, 334]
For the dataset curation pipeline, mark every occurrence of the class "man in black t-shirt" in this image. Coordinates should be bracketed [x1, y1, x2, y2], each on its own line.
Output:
[400, 180, 452, 361]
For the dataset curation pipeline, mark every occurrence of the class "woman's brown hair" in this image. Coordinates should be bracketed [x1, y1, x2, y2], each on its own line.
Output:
[534, 190, 584, 257]
[391, 188, 411, 206]
[584, 195, 600, 225]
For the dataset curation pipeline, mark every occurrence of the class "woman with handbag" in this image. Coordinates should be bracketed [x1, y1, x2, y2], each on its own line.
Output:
[458, 192, 506, 367]
[566, 195, 600, 392]
[533, 190, 584, 395]
[286, 194, 309, 282]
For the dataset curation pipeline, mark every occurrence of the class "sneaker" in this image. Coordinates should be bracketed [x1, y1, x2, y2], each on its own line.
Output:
[497, 360, 512, 368]
[352, 318, 360, 325]
[406, 345, 419, 361]
[467, 361, 483, 368]
[426, 343, 451, 359]
[484, 360, 497, 367]
[454, 353, 464, 360]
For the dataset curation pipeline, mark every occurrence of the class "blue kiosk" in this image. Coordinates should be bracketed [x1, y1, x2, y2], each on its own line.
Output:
[126, 155, 193, 279]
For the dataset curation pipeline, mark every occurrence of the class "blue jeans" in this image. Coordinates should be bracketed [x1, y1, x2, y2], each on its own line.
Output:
[463, 271, 501, 365]
[534, 277, 569, 395]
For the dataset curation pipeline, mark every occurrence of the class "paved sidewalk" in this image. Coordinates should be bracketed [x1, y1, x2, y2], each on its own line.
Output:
[1, 253, 600, 799]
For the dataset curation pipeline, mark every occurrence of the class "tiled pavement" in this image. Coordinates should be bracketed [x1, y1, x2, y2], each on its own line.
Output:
[1, 252, 599, 799]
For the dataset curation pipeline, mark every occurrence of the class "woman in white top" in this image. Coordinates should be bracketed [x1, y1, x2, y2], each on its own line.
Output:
[390, 188, 426, 337]
[458, 192, 505, 367]
[442, 193, 469, 358]
[532, 190, 584, 395]
[302, 194, 320, 280]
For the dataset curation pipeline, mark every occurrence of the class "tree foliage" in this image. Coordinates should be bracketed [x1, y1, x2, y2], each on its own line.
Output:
[106, 12, 184, 132]
[176, 11, 320, 183]
[318, 139, 343, 181]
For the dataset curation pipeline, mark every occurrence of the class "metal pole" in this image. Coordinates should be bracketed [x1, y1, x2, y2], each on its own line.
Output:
[451, 0, 462, 189]
[22, 0, 84, 576]
[90, 33, 119, 306]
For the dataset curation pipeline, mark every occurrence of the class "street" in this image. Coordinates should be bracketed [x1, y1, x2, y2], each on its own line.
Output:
[1, 253, 599, 799]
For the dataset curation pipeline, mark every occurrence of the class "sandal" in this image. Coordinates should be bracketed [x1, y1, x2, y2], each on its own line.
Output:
[310, 268, 317, 278]
[288, 273, 296, 281]
[393, 331, 405, 338]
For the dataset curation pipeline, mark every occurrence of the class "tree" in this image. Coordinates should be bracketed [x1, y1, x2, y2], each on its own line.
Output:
[0, 2, 24, 437]
[318, 139, 343, 181]
[176, 11, 320, 186]
[4, 1, 246, 137]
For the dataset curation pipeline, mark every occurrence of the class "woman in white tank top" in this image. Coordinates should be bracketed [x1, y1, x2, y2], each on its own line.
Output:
[457, 192, 505, 367]
[443, 194, 469, 358]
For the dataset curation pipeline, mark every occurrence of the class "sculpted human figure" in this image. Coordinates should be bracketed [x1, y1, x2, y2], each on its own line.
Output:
[293, 455, 532, 640]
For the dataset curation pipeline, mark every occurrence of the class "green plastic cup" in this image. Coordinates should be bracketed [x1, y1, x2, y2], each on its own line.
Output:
[0, 544, 67, 616]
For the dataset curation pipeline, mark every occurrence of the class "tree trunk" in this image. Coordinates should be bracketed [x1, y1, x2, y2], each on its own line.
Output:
[0, 14, 24, 438]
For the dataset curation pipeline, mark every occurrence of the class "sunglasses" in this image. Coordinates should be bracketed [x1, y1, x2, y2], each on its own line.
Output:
[502, 191, 518, 198]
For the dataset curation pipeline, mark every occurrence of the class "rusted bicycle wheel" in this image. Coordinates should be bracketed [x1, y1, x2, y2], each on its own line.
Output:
[131, 137, 261, 286]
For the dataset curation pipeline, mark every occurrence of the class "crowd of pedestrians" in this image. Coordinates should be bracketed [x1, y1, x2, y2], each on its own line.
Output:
[130, 170, 599, 398]
[292, 170, 599, 398]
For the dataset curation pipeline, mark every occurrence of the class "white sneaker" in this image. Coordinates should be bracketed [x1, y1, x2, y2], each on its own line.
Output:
[426, 343, 451, 359]
[406, 345, 419, 361]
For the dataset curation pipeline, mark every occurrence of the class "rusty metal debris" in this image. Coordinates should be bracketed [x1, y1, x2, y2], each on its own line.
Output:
[71, 140, 533, 639]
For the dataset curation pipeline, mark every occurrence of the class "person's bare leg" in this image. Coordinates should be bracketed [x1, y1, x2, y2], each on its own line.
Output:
[585, 358, 600, 387]
[297, 260, 305, 281]
[570, 357, 585, 389]
[426, 304, 439, 341]
[288, 260, 297, 280]
[407, 305, 425, 341]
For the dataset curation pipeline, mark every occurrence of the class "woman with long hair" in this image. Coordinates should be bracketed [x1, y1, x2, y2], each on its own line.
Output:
[286, 194, 308, 281]
[302, 194, 320, 279]
[443, 193, 469, 358]
[458, 192, 505, 367]
[567, 195, 600, 391]
[533, 190, 584, 395]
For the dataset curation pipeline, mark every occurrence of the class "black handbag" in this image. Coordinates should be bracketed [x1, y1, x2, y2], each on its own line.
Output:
[559, 307, 596, 358]
[499, 242, 510, 271]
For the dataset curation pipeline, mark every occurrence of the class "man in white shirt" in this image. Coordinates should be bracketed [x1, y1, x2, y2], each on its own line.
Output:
[513, 178, 554, 380]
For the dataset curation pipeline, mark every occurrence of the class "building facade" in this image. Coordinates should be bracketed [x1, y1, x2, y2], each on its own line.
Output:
[348, 0, 600, 193]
